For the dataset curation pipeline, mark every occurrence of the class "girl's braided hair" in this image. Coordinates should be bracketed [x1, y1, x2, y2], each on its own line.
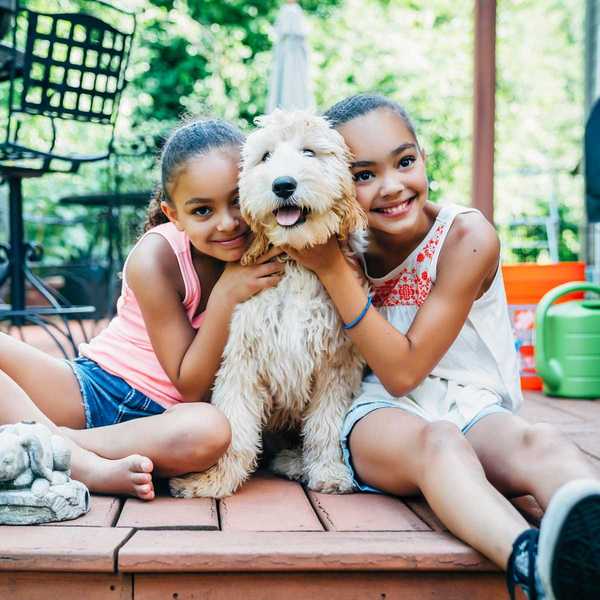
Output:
[144, 118, 245, 232]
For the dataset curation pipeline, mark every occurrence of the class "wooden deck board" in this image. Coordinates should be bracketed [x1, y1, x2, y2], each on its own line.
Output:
[219, 473, 323, 532]
[0, 526, 133, 572]
[133, 572, 507, 600]
[308, 491, 430, 532]
[0, 573, 132, 600]
[525, 391, 600, 419]
[517, 395, 585, 425]
[116, 496, 218, 530]
[404, 494, 549, 532]
[566, 430, 600, 462]
[118, 530, 496, 573]
[42, 495, 121, 528]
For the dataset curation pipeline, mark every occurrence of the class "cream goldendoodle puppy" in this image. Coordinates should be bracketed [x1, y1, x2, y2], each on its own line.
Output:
[169, 110, 366, 498]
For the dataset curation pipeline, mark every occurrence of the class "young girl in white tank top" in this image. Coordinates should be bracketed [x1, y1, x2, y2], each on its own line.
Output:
[286, 94, 600, 600]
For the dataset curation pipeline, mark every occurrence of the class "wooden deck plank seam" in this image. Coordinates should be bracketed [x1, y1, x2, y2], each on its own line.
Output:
[574, 444, 600, 462]
[111, 498, 125, 528]
[402, 500, 432, 532]
[404, 501, 445, 532]
[216, 497, 223, 532]
[120, 523, 221, 532]
[304, 486, 334, 531]
[113, 529, 137, 574]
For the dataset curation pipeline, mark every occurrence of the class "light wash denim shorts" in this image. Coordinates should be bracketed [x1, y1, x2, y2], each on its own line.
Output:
[67, 356, 166, 429]
[340, 376, 511, 494]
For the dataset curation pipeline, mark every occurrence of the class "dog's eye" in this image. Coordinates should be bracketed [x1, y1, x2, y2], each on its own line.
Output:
[302, 149, 315, 157]
[261, 151, 271, 162]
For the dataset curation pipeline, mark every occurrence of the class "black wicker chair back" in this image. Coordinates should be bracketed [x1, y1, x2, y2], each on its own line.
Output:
[1, 0, 135, 172]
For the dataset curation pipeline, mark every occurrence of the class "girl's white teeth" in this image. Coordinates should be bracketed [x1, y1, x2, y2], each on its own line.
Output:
[380, 200, 410, 214]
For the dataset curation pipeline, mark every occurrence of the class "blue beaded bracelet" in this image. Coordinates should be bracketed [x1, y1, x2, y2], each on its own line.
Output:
[343, 295, 373, 330]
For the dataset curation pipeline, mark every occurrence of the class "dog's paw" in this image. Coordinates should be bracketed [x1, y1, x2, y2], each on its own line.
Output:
[168, 474, 199, 498]
[270, 448, 304, 481]
[169, 466, 239, 499]
[305, 463, 354, 494]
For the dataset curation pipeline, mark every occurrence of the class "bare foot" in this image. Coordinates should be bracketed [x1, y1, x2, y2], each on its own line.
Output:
[78, 454, 155, 500]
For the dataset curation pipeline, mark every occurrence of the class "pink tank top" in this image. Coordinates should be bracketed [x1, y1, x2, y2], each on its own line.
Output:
[79, 222, 205, 408]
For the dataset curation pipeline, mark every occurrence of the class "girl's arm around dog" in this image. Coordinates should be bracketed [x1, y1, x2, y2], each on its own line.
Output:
[127, 236, 284, 402]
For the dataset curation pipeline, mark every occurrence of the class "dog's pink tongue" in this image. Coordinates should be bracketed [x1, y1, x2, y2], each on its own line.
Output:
[276, 207, 302, 226]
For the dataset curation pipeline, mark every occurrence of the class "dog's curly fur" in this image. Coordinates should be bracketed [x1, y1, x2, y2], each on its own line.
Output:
[169, 111, 367, 498]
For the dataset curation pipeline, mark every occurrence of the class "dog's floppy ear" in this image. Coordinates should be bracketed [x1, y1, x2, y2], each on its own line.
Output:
[241, 226, 271, 266]
[334, 172, 368, 240]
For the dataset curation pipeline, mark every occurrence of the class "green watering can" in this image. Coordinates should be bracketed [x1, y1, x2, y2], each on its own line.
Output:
[535, 281, 600, 398]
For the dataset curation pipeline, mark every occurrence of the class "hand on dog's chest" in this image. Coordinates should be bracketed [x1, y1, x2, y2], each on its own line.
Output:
[232, 265, 336, 353]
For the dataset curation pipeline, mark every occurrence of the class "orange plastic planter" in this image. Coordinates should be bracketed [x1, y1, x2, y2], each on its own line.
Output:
[502, 262, 586, 391]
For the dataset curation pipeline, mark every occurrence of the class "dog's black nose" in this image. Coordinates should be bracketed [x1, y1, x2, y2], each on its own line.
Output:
[272, 176, 297, 199]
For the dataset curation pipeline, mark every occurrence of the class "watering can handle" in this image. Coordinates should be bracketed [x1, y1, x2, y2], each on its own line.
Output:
[535, 281, 600, 390]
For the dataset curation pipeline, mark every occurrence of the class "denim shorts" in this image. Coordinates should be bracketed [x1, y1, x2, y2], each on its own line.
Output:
[67, 357, 166, 429]
[340, 378, 511, 494]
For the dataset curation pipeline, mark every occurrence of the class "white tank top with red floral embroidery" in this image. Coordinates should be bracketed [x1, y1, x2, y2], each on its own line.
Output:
[364, 203, 523, 412]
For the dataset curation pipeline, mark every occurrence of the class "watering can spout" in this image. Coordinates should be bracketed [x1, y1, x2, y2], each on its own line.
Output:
[539, 358, 562, 390]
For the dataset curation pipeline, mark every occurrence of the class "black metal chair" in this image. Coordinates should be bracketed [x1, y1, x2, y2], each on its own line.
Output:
[0, 0, 135, 356]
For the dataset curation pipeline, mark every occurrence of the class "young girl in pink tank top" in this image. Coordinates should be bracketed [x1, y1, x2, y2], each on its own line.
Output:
[286, 95, 600, 600]
[0, 118, 284, 500]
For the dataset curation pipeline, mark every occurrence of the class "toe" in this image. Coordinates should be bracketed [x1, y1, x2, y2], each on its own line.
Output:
[130, 455, 154, 473]
[131, 472, 153, 485]
[136, 483, 155, 500]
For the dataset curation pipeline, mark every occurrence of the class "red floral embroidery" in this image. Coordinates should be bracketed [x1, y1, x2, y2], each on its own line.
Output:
[373, 268, 432, 307]
[421, 225, 445, 260]
[372, 223, 445, 308]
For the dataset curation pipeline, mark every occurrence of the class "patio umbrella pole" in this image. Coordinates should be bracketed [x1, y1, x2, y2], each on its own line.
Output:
[267, 0, 314, 113]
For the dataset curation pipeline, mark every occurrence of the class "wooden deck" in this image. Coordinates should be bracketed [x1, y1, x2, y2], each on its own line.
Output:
[1, 325, 599, 598]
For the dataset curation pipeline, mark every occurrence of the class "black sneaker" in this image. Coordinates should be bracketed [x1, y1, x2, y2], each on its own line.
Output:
[537, 479, 600, 600]
[507, 527, 542, 600]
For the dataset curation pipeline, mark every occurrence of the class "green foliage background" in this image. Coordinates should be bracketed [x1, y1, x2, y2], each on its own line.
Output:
[2, 0, 586, 265]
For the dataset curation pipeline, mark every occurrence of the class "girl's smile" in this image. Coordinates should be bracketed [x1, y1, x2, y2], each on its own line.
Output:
[371, 194, 418, 218]
[211, 229, 250, 248]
